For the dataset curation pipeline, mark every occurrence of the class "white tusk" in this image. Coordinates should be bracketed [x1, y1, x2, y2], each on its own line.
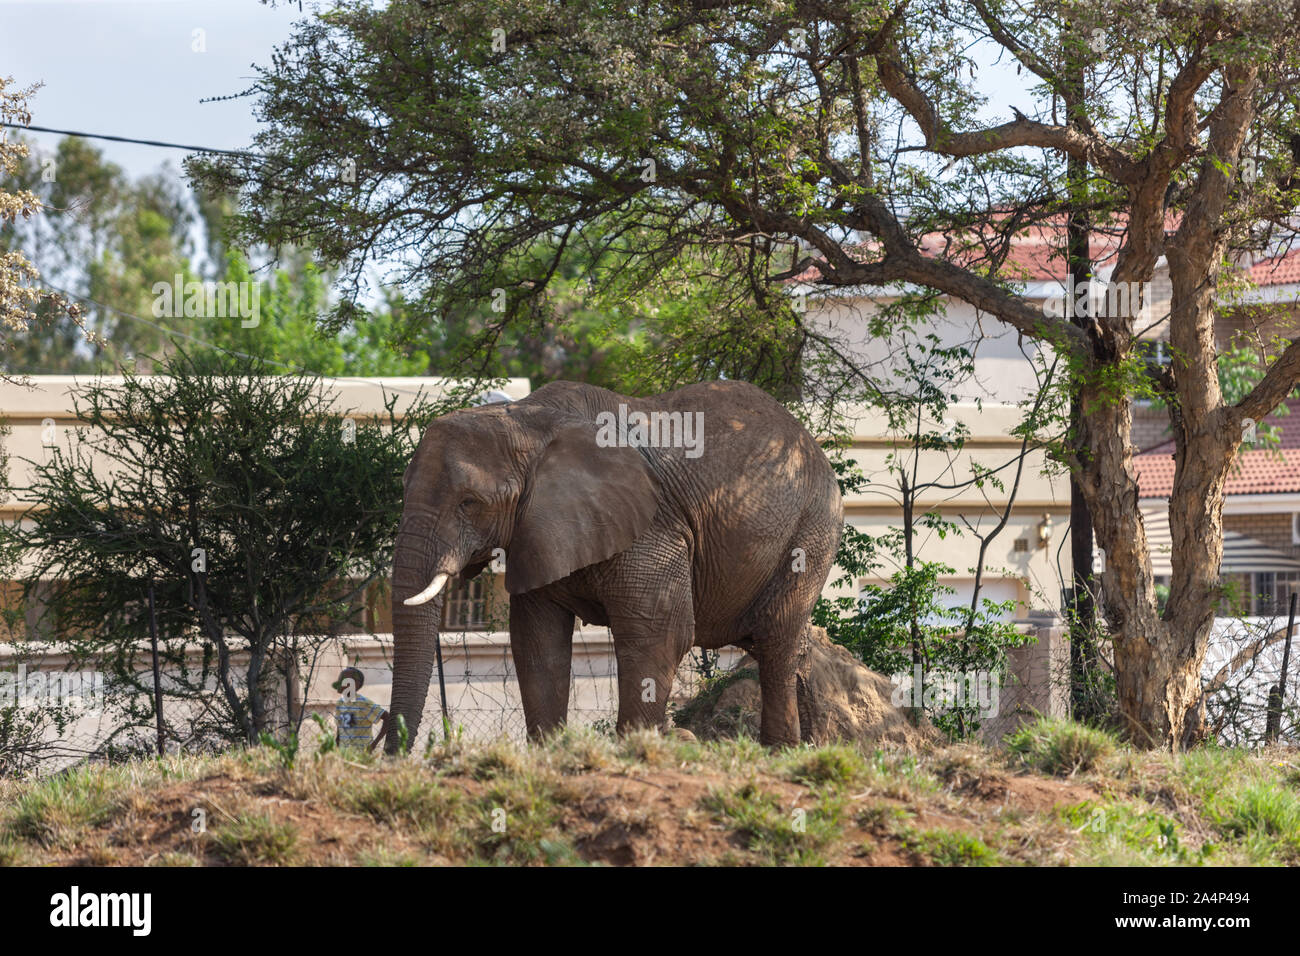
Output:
[403, 572, 449, 606]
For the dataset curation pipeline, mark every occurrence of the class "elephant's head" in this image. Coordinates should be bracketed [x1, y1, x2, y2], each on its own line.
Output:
[386, 401, 660, 752]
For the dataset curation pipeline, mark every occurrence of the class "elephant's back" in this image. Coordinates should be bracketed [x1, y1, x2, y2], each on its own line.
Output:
[522, 376, 840, 560]
[640, 384, 840, 627]
[519, 380, 840, 636]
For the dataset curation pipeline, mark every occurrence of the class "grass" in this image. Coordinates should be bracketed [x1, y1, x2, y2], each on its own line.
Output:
[343, 774, 465, 830]
[475, 773, 579, 864]
[1206, 781, 1300, 862]
[783, 744, 868, 788]
[701, 780, 846, 865]
[899, 826, 999, 866]
[1005, 716, 1117, 775]
[210, 812, 299, 865]
[8, 764, 129, 848]
[0, 721, 1294, 866]
[1061, 801, 1200, 865]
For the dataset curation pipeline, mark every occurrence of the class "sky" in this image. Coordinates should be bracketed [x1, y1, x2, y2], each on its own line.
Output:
[2, 0, 1034, 180]
[1, 0, 303, 178]
[0, 0, 1034, 300]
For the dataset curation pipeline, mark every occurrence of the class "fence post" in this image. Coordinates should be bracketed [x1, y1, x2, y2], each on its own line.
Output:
[434, 632, 450, 740]
[1266, 591, 1296, 744]
[147, 579, 166, 756]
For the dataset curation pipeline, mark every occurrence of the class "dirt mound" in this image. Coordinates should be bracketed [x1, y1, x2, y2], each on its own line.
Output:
[676, 626, 935, 749]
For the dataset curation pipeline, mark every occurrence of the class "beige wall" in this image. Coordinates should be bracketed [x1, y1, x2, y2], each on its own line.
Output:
[832, 402, 1072, 616]
[0, 376, 532, 596]
[1223, 512, 1299, 557]
[1, 373, 1068, 760]
[0, 374, 533, 522]
[3, 374, 1066, 621]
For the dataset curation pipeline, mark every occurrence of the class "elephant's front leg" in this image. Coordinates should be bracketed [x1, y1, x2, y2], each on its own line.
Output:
[607, 534, 695, 735]
[508, 591, 575, 740]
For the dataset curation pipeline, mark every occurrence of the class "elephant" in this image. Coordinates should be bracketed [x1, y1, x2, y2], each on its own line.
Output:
[387, 379, 843, 751]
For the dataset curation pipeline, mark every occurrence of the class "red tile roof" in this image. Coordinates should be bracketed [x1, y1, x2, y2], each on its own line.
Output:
[1136, 447, 1300, 498]
[1140, 399, 1300, 455]
[914, 224, 1127, 282]
[1249, 248, 1300, 287]
[795, 213, 1300, 287]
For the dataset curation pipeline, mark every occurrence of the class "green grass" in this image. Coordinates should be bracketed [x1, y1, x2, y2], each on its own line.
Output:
[6, 765, 128, 848]
[356, 846, 423, 866]
[1060, 801, 1201, 865]
[1206, 781, 1300, 862]
[342, 774, 465, 830]
[0, 834, 29, 865]
[474, 773, 581, 865]
[1, 729, 1297, 867]
[855, 802, 915, 831]
[1160, 746, 1256, 803]
[210, 812, 299, 865]
[899, 826, 999, 866]
[783, 744, 868, 788]
[1005, 717, 1117, 776]
[702, 780, 846, 865]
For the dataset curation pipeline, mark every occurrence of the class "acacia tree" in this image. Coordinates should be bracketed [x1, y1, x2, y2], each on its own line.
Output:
[196, 0, 1300, 748]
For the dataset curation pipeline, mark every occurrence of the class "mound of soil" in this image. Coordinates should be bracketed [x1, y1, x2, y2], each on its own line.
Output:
[676, 626, 935, 749]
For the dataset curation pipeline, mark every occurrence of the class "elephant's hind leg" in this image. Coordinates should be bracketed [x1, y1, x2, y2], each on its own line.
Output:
[748, 512, 838, 747]
[751, 614, 804, 748]
[509, 592, 576, 741]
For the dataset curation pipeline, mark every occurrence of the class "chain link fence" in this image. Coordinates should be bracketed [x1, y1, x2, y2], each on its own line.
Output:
[5, 613, 1295, 777]
[402, 626, 741, 746]
[0, 625, 743, 776]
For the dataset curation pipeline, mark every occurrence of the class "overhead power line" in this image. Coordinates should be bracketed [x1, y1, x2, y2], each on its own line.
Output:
[0, 122, 255, 158]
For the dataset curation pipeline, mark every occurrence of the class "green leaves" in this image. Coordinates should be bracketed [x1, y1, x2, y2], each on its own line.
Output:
[1, 347, 445, 747]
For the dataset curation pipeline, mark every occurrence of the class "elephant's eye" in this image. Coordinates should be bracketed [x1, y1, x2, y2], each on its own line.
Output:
[460, 497, 479, 512]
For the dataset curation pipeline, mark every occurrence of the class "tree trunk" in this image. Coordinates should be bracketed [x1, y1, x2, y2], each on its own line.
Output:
[1075, 364, 1218, 748]
[1062, 11, 1102, 724]
[1076, 60, 1259, 750]
[1077, 284, 1234, 749]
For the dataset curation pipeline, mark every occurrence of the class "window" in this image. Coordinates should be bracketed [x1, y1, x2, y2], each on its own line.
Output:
[442, 576, 489, 629]
[1292, 513, 1300, 545]
[1251, 571, 1300, 616]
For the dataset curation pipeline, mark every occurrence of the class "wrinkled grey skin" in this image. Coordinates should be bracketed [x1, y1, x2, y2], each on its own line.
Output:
[387, 380, 842, 751]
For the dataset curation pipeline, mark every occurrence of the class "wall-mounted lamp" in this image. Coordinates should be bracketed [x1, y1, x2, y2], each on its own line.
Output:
[1036, 514, 1054, 549]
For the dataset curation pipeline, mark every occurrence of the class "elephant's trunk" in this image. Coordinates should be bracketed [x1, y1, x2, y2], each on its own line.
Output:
[386, 513, 454, 755]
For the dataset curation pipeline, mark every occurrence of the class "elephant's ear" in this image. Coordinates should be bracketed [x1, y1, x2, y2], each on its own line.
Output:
[506, 419, 660, 594]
